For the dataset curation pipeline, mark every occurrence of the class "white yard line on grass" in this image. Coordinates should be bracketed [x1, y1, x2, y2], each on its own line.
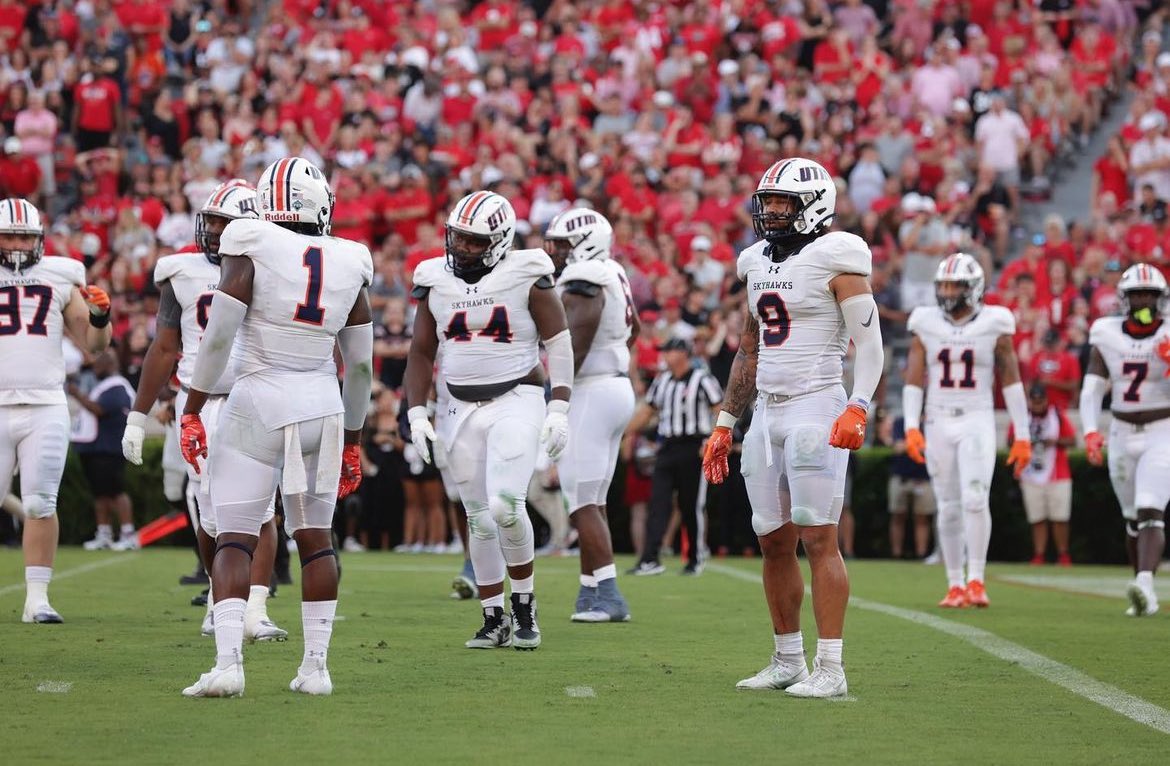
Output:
[708, 562, 1170, 735]
[997, 573, 1170, 600]
[345, 561, 584, 575]
[0, 555, 137, 598]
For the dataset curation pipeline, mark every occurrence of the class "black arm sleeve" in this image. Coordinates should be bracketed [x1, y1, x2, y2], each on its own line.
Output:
[156, 281, 182, 329]
[561, 279, 603, 297]
[534, 275, 555, 289]
[410, 285, 430, 300]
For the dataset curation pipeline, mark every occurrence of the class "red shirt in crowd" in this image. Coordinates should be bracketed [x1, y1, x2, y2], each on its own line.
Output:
[0, 155, 41, 199]
[73, 78, 121, 133]
[1028, 348, 1081, 411]
[1010, 406, 1076, 484]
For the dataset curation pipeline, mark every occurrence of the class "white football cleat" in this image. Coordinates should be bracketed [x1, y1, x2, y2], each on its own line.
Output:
[289, 661, 333, 695]
[1126, 581, 1160, 617]
[785, 660, 848, 698]
[111, 535, 140, 551]
[182, 663, 245, 698]
[83, 535, 113, 551]
[735, 654, 809, 690]
[22, 602, 63, 624]
[245, 616, 288, 642]
[201, 611, 215, 637]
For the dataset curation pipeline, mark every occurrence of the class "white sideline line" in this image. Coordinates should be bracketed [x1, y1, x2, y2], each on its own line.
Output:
[0, 555, 137, 598]
[565, 685, 596, 699]
[707, 562, 1170, 735]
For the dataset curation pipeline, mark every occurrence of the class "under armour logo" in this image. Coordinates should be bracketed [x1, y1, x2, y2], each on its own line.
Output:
[449, 407, 457, 415]
[466, 286, 478, 294]
[767, 265, 782, 274]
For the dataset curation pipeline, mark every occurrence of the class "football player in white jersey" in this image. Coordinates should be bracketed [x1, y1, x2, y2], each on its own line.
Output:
[902, 253, 1032, 609]
[121, 180, 287, 642]
[701, 159, 885, 698]
[405, 190, 572, 651]
[177, 158, 374, 697]
[545, 208, 637, 623]
[0, 198, 112, 623]
[1080, 263, 1170, 616]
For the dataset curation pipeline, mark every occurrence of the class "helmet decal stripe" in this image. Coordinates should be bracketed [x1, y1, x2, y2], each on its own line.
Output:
[282, 159, 296, 213]
[465, 193, 494, 222]
[459, 191, 490, 224]
[271, 158, 290, 211]
[768, 159, 794, 184]
[13, 199, 22, 224]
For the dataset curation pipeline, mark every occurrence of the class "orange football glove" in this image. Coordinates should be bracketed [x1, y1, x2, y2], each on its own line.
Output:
[829, 403, 868, 450]
[1158, 336, 1170, 375]
[82, 284, 111, 316]
[1006, 439, 1032, 478]
[703, 426, 733, 484]
[338, 443, 363, 499]
[179, 414, 207, 474]
[1084, 430, 1105, 466]
[905, 428, 926, 464]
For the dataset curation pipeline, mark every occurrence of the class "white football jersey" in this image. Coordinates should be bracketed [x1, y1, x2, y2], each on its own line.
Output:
[908, 304, 1015, 413]
[737, 232, 872, 396]
[556, 258, 633, 378]
[219, 218, 374, 430]
[1089, 317, 1170, 413]
[154, 253, 233, 395]
[0, 256, 85, 405]
[413, 248, 554, 387]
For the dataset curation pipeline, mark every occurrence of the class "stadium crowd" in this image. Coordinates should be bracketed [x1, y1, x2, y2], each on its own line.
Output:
[0, 0, 1166, 554]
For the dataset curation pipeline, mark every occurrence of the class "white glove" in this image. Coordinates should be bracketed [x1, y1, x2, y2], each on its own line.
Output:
[122, 410, 148, 466]
[541, 400, 570, 461]
[408, 406, 437, 465]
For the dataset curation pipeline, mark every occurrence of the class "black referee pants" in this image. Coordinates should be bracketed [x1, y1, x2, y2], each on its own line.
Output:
[641, 438, 703, 568]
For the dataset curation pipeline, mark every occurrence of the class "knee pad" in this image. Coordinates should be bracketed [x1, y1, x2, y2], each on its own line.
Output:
[751, 511, 782, 537]
[490, 493, 523, 528]
[23, 494, 56, 520]
[200, 514, 218, 538]
[937, 502, 963, 532]
[791, 504, 833, 527]
[163, 469, 185, 503]
[466, 503, 499, 541]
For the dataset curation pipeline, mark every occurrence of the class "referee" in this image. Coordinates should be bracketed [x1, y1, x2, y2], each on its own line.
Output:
[627, 338, 723, 575]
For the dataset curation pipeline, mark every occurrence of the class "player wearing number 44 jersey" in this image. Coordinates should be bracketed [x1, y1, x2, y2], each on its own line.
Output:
[121, 180, 287, 643]
[702, 158, 885, 699]
[405, 190, 573, 651]
[0, 198, 112, 623]
[903, 253, 1032, 610]
[1080, 263, 1170, 617]
[177, 158, 375, 698]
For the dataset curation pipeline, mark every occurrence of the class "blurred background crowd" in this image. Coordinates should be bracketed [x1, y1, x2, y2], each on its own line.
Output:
[1, 0, 1167, 557]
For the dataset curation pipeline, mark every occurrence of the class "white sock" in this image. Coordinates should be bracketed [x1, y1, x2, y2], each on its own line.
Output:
[120, 523, 135, 539]
[510, 574, 534, 594]
[774, 631, 804, 658]
[964, 506, 991, 583]
[206, 583, 215, 616]
[481, 593, 505, 610]
[96, 524, 112, 540]
[817, 638, 843, 671]
[25, 566, 51, 605]
[579, 573, 597, 588]
[246, 585, 269, 618]
[937, 504, 966, 588]
[1137, 571, 1155, 589]
[212, 598, 246, 670]
[593, 564, 617, 582]
[301, 599, 337, 672]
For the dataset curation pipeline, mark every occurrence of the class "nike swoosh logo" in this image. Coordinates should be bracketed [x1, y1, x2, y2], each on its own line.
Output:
[861, 308, 875, 328]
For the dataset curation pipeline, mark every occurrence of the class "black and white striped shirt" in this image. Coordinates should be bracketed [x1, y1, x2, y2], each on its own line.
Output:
[645, 367, 724, 441]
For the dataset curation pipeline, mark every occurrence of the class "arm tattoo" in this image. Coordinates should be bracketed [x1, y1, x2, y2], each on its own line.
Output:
[722, 313, 760, 418]
[156, 282, 182, 329]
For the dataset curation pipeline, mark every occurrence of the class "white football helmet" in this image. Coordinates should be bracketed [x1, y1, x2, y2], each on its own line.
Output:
[0, 198, 44, 273]
[934, 252, 985, 315]
[753, 157, 836, 256]
[1118, 262, 1169, 321]
[544, 207, 613, 275]
[257, 157, 333, 235]
[197, 179, 259, 263]
[445, 190, 515, 281]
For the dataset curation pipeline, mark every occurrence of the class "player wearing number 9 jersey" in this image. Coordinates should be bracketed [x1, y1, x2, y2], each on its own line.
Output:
[122, 180, 287, 643]
[0, 198, 112, 624]
[177, 157, 375, 698]
[1080, 263, 1170, 617]
[701, 158, 885, 699]
[902, 253, 1032, 610]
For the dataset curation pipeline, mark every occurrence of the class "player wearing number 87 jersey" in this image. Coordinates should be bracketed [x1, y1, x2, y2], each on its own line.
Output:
[902, 253, 1032, 610]
[701, 158, 885, 699]
[0, 198, 112, 624]
[1080, 263, 1170, 617]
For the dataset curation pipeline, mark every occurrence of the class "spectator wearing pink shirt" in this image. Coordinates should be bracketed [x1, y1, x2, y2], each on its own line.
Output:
[14, 89, 56, 197]
[833, 0, 879, 47]
[911, 41, 965, 118]
[974, 95, 1029, 212]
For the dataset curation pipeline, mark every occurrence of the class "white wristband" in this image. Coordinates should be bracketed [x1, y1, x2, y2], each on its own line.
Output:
[716, 411, 737, 429]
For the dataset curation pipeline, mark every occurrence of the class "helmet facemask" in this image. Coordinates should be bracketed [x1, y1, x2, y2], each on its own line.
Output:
[936, 278, 976, 315]
[751, 189, 824, 257]
[446, 226, 499, 282]
[195, 212, 230, 265]
[545, 235, 576, 278]
[1121, 288, 1165, 326]
[0, 231, 44, 273]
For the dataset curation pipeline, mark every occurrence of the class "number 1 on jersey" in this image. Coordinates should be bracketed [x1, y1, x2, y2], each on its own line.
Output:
[938, 348, 975, 389]
[294, 246, 325, 325]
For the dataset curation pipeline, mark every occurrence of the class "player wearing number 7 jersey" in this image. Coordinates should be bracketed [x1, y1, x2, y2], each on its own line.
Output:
[701, 158, 885, 699]
[121, 180, 287, 643]
[1080, 263, 1170, 617]
[0, 197, 112, 623]
[902, 253, 1032, 611]
[178, 158, 375, 698]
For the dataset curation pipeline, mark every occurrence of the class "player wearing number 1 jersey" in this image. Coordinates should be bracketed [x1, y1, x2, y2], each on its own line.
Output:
[1080, 263, 1170, 617]
[701, 158, 885, 698]
[178, 158, 375, 697]
[121, 180, 286, 642]
[0, 198, 112, 623]
[903, 253, 1032, 610]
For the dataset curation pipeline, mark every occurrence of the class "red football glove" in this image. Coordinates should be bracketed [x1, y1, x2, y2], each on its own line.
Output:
[905, 428, 927, 464]
[1084, 431, 1105, 467]
[338, 443, 363, 499]
[1006, 439, 1032, 479]
[179, 414, 207, 474]
[1158, 336, 1170, 375]
[702, 426, 733, 484]
[829, 403, 868, 450]
[82, 284, 111, 315]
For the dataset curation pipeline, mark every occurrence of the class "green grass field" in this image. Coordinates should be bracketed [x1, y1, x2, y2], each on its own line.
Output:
[0, 548, 1167, 765]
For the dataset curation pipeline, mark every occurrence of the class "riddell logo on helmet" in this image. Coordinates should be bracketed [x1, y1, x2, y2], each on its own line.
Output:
[264, 212, 301, 222]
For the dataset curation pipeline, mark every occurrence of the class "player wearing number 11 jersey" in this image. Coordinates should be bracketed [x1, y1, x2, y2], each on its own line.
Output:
[701, 158, 885, 698]
[903, 253, 1032, 610]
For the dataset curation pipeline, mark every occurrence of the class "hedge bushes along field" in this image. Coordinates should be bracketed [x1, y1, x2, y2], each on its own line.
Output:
[47, 442, 1129, 564]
